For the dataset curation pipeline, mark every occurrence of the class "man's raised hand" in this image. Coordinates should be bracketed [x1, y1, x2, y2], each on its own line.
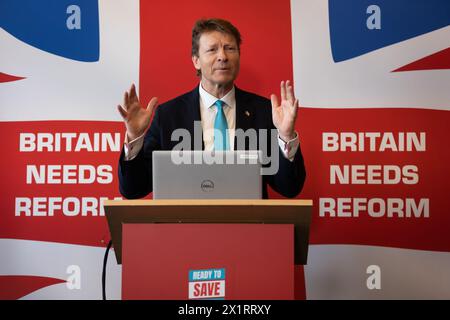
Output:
[270, 80, 299, 142]
[117, 84, 158, 141]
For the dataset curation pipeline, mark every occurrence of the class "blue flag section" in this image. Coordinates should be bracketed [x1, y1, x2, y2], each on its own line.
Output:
[0, 0, 99, 62]
[329, 0, 450, 62]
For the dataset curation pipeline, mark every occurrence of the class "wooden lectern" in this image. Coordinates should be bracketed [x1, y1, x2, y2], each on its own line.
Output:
[104, 199, 312, 300]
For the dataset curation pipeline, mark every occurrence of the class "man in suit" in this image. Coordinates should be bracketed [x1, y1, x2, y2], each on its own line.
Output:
[117, 18, 306, 199]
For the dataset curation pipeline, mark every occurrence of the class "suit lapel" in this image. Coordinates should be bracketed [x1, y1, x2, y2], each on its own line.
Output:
[235, 87, 255, 150]
[184, 86, 204, 150]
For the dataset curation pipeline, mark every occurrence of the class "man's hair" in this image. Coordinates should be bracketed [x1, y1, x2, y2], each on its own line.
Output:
[191, 18, 242, 58]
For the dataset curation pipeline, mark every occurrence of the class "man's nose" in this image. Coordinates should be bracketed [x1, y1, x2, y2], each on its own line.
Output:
[217, 47, 228, 61]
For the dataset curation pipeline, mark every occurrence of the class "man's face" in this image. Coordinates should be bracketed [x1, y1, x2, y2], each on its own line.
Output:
[192, 31, 240, 89]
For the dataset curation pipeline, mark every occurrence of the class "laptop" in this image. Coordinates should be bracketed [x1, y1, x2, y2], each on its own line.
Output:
[152, 150, 262, 199]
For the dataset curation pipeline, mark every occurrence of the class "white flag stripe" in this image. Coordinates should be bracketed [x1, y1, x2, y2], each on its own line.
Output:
[0, 0, 140, 122]
[0, 238, 122, 300]
[291, 0, 450, 110]
[305, 244, 450, 299]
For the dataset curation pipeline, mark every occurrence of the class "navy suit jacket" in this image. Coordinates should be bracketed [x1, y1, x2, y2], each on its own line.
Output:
[118, 86, 306, 199]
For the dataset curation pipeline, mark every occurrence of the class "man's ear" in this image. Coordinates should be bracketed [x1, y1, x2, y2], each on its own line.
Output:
[192, 55, 200, 72]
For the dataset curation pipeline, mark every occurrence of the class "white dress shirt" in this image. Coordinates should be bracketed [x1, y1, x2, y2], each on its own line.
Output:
[124, 84, 300, 161]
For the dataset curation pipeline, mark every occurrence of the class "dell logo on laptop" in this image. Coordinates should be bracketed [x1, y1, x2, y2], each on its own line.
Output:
[201, 180, 214, 192]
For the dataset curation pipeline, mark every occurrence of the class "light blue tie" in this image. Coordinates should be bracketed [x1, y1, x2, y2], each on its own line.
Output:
[214, 100, 229, 150]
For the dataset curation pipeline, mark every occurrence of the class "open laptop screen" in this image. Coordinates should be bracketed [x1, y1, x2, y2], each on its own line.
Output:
[152, 150, 262, 199]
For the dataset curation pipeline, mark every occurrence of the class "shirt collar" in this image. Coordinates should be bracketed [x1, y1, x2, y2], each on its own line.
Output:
[199, 83, 235, 110]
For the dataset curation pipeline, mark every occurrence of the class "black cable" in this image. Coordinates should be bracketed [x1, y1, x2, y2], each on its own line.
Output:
[102, 240, 113, 300]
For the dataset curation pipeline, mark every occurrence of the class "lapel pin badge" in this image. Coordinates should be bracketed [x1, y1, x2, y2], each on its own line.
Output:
[245, 111, 250, 117]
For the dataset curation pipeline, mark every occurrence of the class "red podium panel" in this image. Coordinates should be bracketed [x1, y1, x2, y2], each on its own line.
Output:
[122, 223, 294, 300]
